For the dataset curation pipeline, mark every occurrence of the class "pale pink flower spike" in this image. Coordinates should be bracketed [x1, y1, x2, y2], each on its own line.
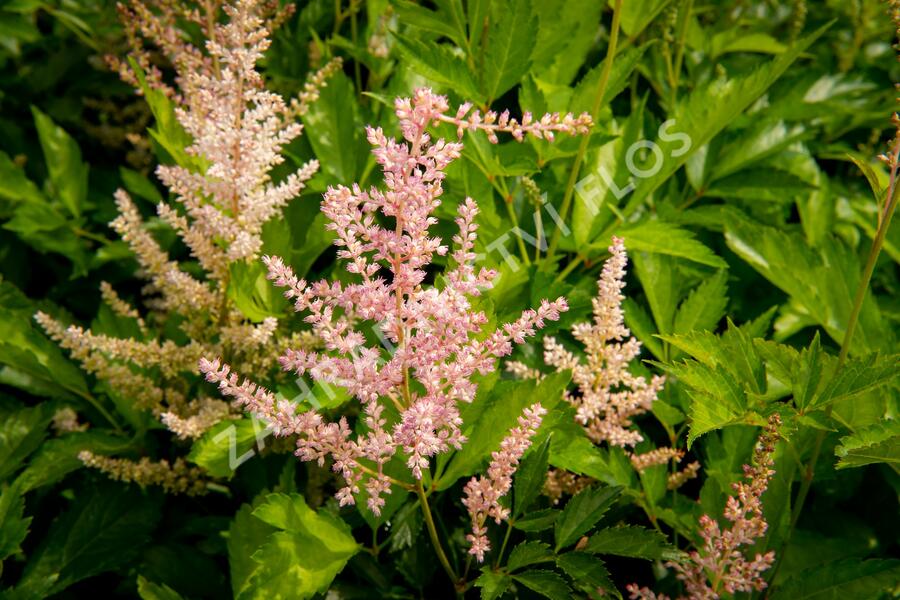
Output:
[202, 88, 580, 517]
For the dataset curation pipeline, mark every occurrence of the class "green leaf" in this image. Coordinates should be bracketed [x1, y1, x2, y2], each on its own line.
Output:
[705, 168, 816, 201]
[0, 402, 53, 480]
[137, 576, 185, 600]
[725, 217, 889, 354]
[0, 481, 30, 563]
[120, 167, 164, 205]
[188, 418, 265, 478]
[13, 483, 161, 597]
[632, 251, 679, 336]
[228, 500, 276, 598]
[673, 270, 729, 336]
[584, 526, 676, 560]
[301, 71, 366, 184]
[834, 421, 900, 470]
[0, 150, 44, 203]
[437, 372, 568, 489]
[513, 508, 559, 532]
[227, 260, 287, 322]
[391, 0, 465, 46]
[554, 485, 621, 551]
[514, 436, 550, 517]
[507, 541, 553, 572]
[570, 45, 649, 117]
[475, 567, 512, 600]
[770, 558, 900, 600]
[511, 569, 572, 600]
[15, 430, 133, 492]
[238, 493, 359, 600]
[482, 0, 537, 102]
[555, 552, 617, 597]
[393, 36, 483, 103]
[618, 24, 830, 225]
[30, 106, 88, 218]
[616, 221, 727, 268]
[811, 353, 899, 410]
[611, 0, 671, 38]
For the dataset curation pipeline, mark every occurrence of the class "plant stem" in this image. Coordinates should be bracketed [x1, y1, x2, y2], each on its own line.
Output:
[416, 480, 459, 589]
[493, 521, 514, 568]
[670, 0, 693, 106]
[546, 0, 623, 262]
[769, 139, 900, 589]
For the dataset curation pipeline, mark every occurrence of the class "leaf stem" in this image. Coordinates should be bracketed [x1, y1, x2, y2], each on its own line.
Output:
[545, 0, 623, 262]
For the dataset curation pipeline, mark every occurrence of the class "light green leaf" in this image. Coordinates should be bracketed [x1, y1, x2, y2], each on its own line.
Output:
[0, 151, 44, 204]
[482, 0, 537, 102]
[0, 402, 53, 480]
[239, 493, 359, 600]
[188, 418, 265, 478]
[834, 420, 900, 470]
[617, 24, 830, 226]
[137, 576, 184, 600]
[437, 372, 568, 489]
[673, 270, 728, 336]
[301, 71, 366, 184]
[616, 221, 727, 268]
[393, 36, 483, 103]
[30, 106, 88, 218]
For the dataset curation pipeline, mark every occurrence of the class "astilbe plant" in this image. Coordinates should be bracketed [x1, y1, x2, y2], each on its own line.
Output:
[508, 238, 700, 502]
[628, 414, 782, 599]
[35, 0, 336, 493]
[201, 87, 589, 574]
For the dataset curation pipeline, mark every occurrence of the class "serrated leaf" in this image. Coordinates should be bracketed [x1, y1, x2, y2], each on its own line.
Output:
[437, 372, 568, 489]
[770, 558, 900, 600]
[507, 541, 553, 572]
[584, 526, 676, 560]
[301, 71, 365, 184]
[811, 353, 899, 410]
[137, 576, 184, 600]
[0, 402, 53, 480]
[393, 36, 483, 103]
[555, 552, 617, 597]
[514, 436, 550, 517]
[616, 24, 830, 227]
[570, 45, 649, 118]
[835, 421, 900, 470]
[482, 0, 537, 102]
[475, 567, 512, 600]
[13, 483, 161, 597]
[15, 430, 133, 492]
[0, 481, 30, 563]
[238, 493, 359, 600]
[617, 221, 728, 268]
[554, 485, 621, 551]
[0, 150, 44, 203]
[513, 508, 559, 532]
[673, 270, 729, 336]
[512, 569, 571, 600]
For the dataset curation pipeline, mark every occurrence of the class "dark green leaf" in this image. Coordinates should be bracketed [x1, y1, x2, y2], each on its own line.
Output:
[514, 436, 551, 517]
[584, 526, 676, 560]
[511, 569, 571, 600]
[507, 541, 553, 572]
[554, 485, 621, 551]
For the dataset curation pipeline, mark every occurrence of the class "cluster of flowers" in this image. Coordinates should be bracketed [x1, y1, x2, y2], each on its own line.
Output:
[508, 238, 699, 500]
[201, 88, 589, 552]
[628, 414, 781, 599]
[37, 0, 335, 490]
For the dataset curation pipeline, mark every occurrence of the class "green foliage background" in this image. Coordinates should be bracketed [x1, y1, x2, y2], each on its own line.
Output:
[0, 0, 898, 598]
